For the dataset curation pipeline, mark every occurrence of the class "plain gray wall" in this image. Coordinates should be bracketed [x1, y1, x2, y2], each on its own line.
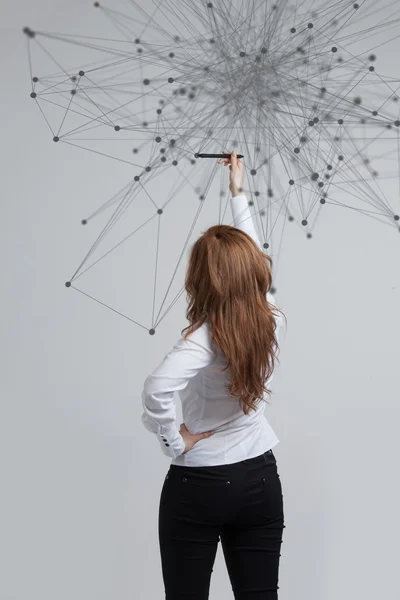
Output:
[1, 1, 400, 599]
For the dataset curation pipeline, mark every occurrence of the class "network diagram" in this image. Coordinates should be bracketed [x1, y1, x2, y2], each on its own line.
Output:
[24, 0, 400, 332]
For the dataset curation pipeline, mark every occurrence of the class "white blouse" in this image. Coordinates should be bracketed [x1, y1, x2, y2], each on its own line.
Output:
[141, 194, 283, 466]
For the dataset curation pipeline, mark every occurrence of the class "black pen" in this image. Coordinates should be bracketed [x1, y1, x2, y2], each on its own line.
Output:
[194, 153, 244, 159]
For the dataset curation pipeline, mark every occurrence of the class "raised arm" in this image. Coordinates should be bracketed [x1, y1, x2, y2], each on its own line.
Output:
[230, 193, 262, 249]
[219, 151, 281, 324]
[219, 150, 262, 249]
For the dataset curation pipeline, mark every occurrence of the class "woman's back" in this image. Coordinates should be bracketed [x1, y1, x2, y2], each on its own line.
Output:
[170, 193, 283, 466]
[142, 192, 284, 466]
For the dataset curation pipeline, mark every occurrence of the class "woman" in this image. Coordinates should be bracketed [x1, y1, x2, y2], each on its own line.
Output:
[141, 151, 286, 599]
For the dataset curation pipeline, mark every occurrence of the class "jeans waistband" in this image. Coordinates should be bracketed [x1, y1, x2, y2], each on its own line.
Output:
[170, 448, 275, 472]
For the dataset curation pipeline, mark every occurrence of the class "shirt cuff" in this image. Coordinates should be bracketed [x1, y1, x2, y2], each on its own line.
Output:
[141, 413, 186, 458]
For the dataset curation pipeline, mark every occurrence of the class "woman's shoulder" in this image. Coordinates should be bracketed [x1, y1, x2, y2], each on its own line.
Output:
[182, 320, 214, 353]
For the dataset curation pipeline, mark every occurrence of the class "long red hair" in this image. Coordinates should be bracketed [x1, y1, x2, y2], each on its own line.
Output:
[182, 223, 286, 414]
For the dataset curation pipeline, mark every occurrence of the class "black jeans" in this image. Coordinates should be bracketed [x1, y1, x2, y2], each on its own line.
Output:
[158, 449, 285, 599]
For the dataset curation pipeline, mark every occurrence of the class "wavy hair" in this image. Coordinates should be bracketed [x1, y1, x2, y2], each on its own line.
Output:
[182, 223, 286, 415]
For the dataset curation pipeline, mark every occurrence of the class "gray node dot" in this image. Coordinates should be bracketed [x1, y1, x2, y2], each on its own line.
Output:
[369, 66, 375, 72]
[114, 125, 120, 131]
[81, 219, 87, 225]
[32, 76, 38, 82]
[157, 109, 162, 114]
[289, 180, 295, 185]
[309, 120, 314, 126]
[79, 70, 85, 76]
[134, 175, 140, 181]
[290, 28, 296, 33]
[251, 169, 257, 175]
[65, 281, 71, 287]
[263, 242, 269, 249]
[320, 198, 326, 204]
[172, 160, 178, 166]
[338, 155, 344, 161]
[395, 121, 400, 127]
[301, 219, 308, 226]
[143, 78, 150, 85]
[331, 47, 337, 53]
[338, 119, 344, 124]
[294, 148, 300, 153]
[30, 92, 37, 98]
[157, 209, 163, 215]
[161, 157, 166, 162]
[308, 23, 313, 28]
[132, 148, 138, 153]
[261, 47, 267, 53]
[149, 329, 155, 335]
[23, 27, 35, 38]
[168, 77, 174, 83]
[318, 182, 324, 187]
[53, 136, 59, 142]
[288, 216, 294, 222]
[394, 215, 399, 221]
[307, 233, 312, 239]
[146, 167, 151, 172]
[155, 136, 162, 142]
[255, 191, 260, 196]
[311, 173, 319, 181]
[70, 90, 76, 95]
[135, 38, 140, 44]
[268, 189, 273, 197]
[372, 111, 378, 116]
[240, 51, 246, 57]
[248, 200, 254, 206]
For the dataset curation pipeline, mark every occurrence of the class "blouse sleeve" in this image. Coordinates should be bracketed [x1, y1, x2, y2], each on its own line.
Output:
[230, 193, 262, 249]
[141, 327, 215, 458]
[231, 193, 283, 341]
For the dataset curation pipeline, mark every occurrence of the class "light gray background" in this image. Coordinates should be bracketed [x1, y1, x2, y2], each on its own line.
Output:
[1, 1, 400, 599]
